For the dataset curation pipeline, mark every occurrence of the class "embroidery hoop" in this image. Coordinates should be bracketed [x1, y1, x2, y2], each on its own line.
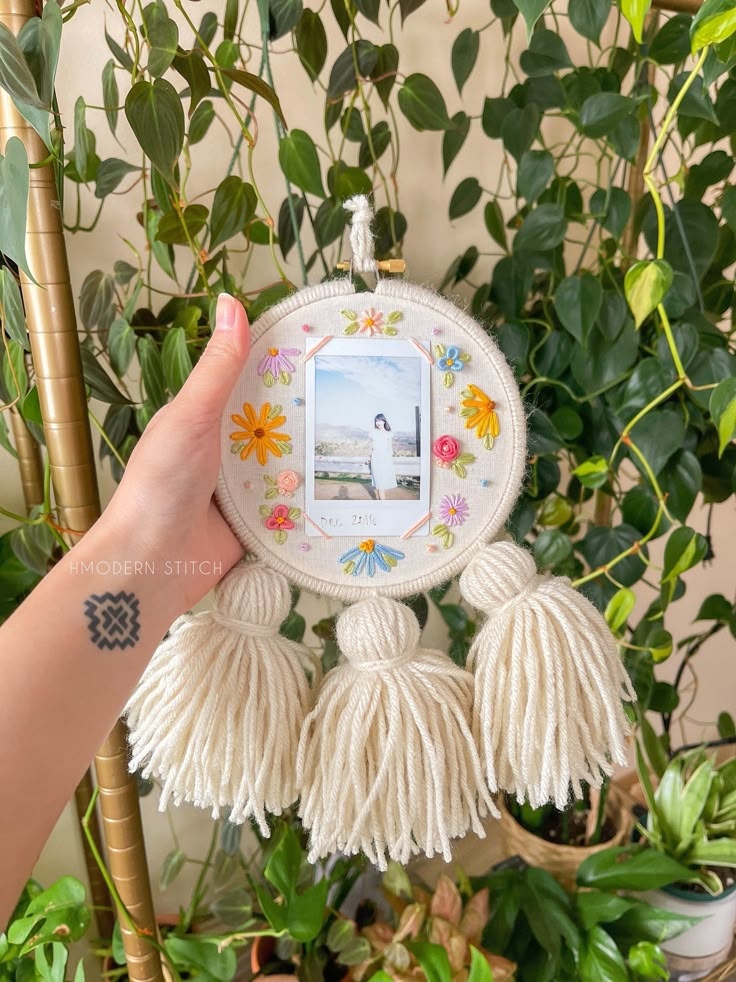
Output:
[216, 208, 527, 602]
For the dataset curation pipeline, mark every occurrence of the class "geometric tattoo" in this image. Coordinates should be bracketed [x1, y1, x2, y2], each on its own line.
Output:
[83, 591, 141, 650]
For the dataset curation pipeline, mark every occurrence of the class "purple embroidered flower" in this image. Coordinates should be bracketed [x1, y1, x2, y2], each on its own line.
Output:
[438, 493, 469, 527]
[257, 347, 300, 386]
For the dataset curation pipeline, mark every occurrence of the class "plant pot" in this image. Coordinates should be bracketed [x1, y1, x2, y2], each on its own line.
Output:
[640, 882, 736, 977]
[497, 785, 633, 890]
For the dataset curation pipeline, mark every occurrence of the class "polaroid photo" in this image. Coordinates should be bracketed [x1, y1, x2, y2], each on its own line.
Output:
[304, 338, 431, 538]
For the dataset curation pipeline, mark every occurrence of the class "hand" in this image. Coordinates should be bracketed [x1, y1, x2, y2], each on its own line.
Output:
[98, 293, 250, 614]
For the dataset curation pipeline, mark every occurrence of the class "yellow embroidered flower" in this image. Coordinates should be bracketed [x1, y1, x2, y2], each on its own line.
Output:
[460, 384, 499, 450]
[230, 402, 291, 466]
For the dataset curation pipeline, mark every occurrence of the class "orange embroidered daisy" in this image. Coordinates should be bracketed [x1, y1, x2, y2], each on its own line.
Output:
[460, 384, 500, 449]
[230, 402, 291, 465]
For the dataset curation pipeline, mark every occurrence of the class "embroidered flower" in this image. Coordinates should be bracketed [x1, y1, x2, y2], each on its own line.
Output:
[433, 434, 460, 466]
[359, 308, 384, 335]
[438, 493, 469, 527]
[340, 308, 402, 336]
[230, 402, 292, 466]
[276, 470, 300, 496]
[435, 344, 470, 388]
[460, 384, 500, 450]
[259, 503, 301, 545]
[432, 434, 475, 479]
[264, 504, 295, 531]
[339, 539, 405, 576]
[433, 494, 469, 550]
[263, 470, 300, 499]
[257, 347, 300, 387]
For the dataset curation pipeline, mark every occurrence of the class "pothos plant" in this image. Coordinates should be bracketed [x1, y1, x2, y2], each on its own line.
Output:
[0, 0, 735, 840]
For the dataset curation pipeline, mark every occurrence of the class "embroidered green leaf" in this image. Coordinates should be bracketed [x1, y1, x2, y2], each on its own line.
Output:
[264, 488, 278, 499]
[456, 452, 476, 465]
[444, 372, 454, 388]
[264, 474, 276, 485]
[443, 531, 454, 549]
[340, 308, 358, 320]
[258, 504, 272, 517]
[482, 434, 495, 450]
[268, 403, 283, 419]
[344, 324, 359, 335]
[343, 560, 356, 574]
[276, 441, 293, 454]
[435, 344, 446, 357]
[288, 507, 301, 520]
[386, 310, 403, 324]
[279, 371, 291, 385]
[458, 407, 474, 419]
[383, 327, 398, 336]
[274, 529, 287, 545]
[385, 554, 398, 567]
[230, 442, 243, 454]
[453, 463, 467, 478]
[459, 353, 471, 363]
[432, 523, 448, 536]
[263, 370, 275, 387]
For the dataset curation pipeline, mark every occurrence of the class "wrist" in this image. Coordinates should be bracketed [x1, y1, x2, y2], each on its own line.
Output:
[64, 511, 183, 629]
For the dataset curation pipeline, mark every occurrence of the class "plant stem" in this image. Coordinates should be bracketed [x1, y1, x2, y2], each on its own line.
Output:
[181, 820, 219, 933]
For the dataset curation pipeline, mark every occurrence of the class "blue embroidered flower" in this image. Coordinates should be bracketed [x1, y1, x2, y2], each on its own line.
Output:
[437, 346, 465, 373]
[338, 539, 405, 576]
[435, 344, 470, 388]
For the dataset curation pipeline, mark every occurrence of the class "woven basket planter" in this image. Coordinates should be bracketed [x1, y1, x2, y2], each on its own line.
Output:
[497, 785, 634, 890]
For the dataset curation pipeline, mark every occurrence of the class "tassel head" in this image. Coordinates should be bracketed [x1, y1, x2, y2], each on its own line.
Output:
[336, 595, 420, 666]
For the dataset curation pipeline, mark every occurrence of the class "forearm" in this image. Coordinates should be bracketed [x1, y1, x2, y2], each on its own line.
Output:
[0, 517, 180, 924]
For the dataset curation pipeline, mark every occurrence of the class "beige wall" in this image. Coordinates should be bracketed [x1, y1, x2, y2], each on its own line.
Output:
[1, 0, 733, 907]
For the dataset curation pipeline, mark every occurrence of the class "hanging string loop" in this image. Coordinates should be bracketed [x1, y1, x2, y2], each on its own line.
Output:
[344, 195, 379, 275]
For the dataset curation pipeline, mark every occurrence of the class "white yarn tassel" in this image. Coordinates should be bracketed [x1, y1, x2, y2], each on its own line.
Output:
[296, 596, 496, 870]
[460, 541, 635, 811]
[344, 194, 378, 274]
[126, 562, 319, 833]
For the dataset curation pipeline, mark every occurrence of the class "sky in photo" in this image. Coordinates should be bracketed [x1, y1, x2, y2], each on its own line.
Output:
[315, 354, 422, 435]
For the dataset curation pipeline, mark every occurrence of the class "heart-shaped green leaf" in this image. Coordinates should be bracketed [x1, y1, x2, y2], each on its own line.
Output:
[624, 259, 674, 328]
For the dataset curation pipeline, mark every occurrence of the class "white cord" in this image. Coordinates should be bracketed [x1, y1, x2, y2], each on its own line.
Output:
[344, 195, 378, 275]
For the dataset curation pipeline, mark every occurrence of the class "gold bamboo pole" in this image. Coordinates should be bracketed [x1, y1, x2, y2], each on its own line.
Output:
[0, 2, 163, 978]
[8, 408, 44, 508]
[8, 404, 114, 940]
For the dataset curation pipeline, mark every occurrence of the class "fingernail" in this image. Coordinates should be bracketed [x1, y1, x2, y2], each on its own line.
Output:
[216, 292, 236, 330]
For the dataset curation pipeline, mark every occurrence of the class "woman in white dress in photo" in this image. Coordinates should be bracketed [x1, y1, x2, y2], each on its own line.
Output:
[370, 413, 398, 500]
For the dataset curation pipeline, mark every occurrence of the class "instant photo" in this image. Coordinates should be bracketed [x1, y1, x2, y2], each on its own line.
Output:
[304, 338, 431, 537]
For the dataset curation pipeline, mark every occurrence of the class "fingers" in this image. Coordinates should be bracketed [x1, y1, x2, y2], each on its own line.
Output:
[174, 293, 250, 423]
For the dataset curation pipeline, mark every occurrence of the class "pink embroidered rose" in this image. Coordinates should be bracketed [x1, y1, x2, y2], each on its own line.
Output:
[264, 504, 296, 531]
[433, 434, 460, 465]
[276, 469, 300, 496]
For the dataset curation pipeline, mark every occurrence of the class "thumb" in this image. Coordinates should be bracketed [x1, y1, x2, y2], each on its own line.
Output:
[174, 293, 250, 422]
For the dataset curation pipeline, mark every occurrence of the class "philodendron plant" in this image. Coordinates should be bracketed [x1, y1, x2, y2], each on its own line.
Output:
[0, 0, 735, 809]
